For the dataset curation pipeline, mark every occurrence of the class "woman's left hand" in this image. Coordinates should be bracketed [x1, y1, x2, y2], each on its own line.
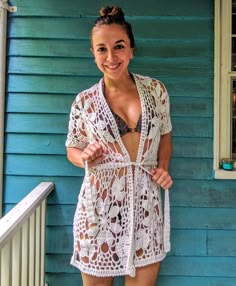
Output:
[151, 168, 173, 190]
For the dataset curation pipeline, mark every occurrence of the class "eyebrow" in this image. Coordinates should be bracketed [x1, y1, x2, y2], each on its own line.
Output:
[95, 39, 126, 47]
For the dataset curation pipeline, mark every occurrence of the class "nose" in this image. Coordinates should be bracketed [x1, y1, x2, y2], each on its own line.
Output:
[107, 49, 117, 61]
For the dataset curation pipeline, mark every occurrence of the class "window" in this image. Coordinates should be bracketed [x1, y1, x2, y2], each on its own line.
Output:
[233, 80, 236, 158]
[214, 0, 236, 179]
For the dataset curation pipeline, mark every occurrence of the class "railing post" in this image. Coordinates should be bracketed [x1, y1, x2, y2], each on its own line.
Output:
[1, 242, 11, 286]
[40, 200, 47, 286]
[21, 221, 29, 286]
[12, 230, 21, 286]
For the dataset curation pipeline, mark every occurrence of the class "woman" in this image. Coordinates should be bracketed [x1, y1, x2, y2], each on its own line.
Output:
[66, 6, 173, 286]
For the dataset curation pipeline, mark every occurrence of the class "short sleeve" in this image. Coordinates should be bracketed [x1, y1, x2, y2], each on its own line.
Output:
[65, 97, 89, 150]
[156, 82, 172, 135]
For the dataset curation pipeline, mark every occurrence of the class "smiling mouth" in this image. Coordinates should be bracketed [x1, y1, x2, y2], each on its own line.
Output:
[105, 63, 121, 70]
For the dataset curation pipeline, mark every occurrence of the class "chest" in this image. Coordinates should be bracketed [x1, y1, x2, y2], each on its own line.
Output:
[105, 89, 141, 128]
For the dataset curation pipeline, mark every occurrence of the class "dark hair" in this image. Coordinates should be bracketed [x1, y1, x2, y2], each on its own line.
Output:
[91, 6, 135, 48]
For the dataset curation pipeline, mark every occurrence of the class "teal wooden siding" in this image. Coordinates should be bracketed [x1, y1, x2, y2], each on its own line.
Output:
[4, 0, 236, 285]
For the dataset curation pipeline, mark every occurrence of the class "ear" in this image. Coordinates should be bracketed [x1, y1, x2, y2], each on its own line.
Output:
[130, 48, 134, 59]
[90, 47, 94, 56]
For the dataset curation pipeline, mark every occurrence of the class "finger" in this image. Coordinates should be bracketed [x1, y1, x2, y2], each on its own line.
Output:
[152, 169, 168, 182]
[88, 143, 105, 157]
[160, 178, 173, 190]
[82, 149, 95, 161]
[87, 154, 105, 168]
[151, 169, 173, 190]
[151, 168, 162, 177]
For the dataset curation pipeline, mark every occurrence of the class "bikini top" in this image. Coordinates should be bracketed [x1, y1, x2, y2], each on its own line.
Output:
[111, 110, 142, 137]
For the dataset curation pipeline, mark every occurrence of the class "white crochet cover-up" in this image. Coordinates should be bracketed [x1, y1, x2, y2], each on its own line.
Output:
[66, 73, 172, 278]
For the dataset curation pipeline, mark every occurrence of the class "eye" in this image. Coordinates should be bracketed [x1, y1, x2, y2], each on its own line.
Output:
[115, 44, 124, 50]
[97, 47, 106, 53]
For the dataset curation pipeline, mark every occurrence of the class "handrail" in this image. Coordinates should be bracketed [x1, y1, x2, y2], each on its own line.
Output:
[0, 181, 54, 248]
[0, 181, 54, 286]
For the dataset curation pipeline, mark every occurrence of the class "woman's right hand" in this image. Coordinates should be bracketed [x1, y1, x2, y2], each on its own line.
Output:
[81, 142, 108, 168]
[67, 143, 108, 168]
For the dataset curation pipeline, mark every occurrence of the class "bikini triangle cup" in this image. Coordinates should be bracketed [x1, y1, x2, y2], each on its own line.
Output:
[110, 110, 142, 136]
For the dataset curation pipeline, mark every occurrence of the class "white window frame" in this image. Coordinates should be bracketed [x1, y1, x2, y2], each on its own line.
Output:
[0, 5, 7, 217]
[214, 0, 236, 179]
[0, 1, 16, 217]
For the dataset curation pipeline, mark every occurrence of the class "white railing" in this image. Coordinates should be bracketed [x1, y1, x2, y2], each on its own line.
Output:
[0, 181, 54, 286]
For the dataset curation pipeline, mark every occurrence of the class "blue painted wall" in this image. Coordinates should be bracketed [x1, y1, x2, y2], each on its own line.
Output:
[4, 0, 236, 285]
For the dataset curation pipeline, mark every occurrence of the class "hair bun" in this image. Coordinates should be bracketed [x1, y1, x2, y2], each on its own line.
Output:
[100, 6, 125, 20]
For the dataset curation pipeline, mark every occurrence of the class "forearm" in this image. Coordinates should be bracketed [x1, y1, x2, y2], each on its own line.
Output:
[66, 147, 85, 168]
[157, 132, 172, 171]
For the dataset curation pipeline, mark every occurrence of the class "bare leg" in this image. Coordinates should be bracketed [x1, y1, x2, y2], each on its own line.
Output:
[81, 272, 114, 286]
[124, 262, 161, 286]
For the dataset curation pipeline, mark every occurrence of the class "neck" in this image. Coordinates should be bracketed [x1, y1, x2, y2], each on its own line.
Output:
[103, 72, 135, 92]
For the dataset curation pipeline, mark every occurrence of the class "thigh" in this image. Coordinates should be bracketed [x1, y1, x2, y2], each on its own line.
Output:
[124, 262, 161, 286]
[81, 272, 114, 286]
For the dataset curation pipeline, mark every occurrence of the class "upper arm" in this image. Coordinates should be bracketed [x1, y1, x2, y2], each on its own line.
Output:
[65, 97, 89, 150]
[156, 82, 172, 135]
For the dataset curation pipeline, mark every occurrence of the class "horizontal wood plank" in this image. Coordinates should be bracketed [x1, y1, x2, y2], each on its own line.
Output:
[171, 179, 236, 207]
[171, 207, 236, 230]
[169, 158, 213, 180]
[5, 134, 213, 158]
[5, 114, 213, 138]
[8, 17, 213, 40]
[46, 226, 73, 254]
[207, 230, 236, 256]
[45, 205, 236, 230]
[4, 154, 83, 176]
[45, 273, 236, 286]
[4, 176, 236, 207]
[4, 154, 213, 179]
[172, 137, 213, 158]
[170, 97, 213, 117]
[6, 93, 213, 117]
[160, 256, 236, 277]
[45, 226, 206, 256]
[7, 75, 213, 98]
[3, 175, 83, 204]
[6, 93, 74, 114]
[172, 117, 213, 138]
[8, 38, 213, 58]
[5, 134, 67, 154]
[5, 114, 69, 134]
[8, 56, 212, 78]
[10, 0, 213, 17]
[45, 254, 236, 277]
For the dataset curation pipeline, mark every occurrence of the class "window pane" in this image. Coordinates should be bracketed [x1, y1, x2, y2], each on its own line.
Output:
[233, 12, 236, 35]
[233, 38, 236, 71]
[232, 80, 236, 158]
[233, 0, 236, 14]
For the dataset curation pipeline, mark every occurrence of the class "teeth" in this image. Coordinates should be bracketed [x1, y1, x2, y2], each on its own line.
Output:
[107, 64, 119, 69]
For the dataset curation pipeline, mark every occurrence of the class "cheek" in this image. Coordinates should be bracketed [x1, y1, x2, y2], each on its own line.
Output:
[94, 57, 105, 70]
[95, 57, 103, 65]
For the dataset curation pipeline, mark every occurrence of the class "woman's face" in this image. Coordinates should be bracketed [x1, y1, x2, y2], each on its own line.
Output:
[91, 24, 134, 80]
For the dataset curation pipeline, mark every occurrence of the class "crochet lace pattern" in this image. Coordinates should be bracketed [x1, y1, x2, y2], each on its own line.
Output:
[66, 73, 172, 277]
